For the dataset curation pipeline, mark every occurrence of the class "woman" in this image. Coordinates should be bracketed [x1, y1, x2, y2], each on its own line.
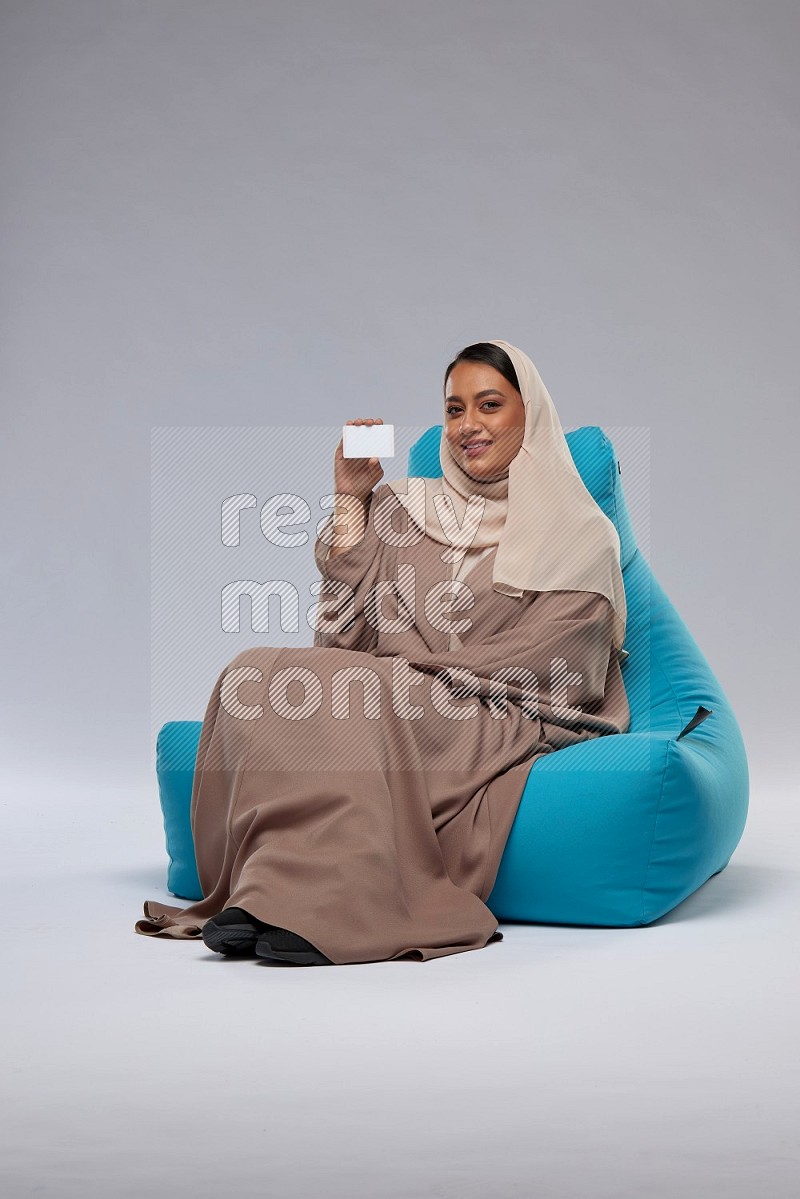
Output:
[135, 339, 630, 965]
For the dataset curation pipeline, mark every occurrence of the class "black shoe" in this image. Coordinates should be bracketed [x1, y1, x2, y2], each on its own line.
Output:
[202, 907, 268, 955]
[255, 925, 332, 966]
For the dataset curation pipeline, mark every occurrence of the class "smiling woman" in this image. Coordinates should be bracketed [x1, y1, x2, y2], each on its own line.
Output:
[443, 345, 527, 480]
[135, 339, 629, 967]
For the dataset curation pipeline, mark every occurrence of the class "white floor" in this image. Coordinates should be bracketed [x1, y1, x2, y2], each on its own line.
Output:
[2, 761, 798, 1199]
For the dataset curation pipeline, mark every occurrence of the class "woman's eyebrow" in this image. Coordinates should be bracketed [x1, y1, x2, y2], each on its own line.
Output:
[445, 389, 505, 403]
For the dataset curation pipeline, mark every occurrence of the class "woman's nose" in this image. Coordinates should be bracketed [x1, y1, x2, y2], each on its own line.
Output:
[459, 415, 484, 437]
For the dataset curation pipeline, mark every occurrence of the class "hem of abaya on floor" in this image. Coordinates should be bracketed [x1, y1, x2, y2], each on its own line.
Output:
[134, 899, 206, 939]
[135, 900, 504, 962]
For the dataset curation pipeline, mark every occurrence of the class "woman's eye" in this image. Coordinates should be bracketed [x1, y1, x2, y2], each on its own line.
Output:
[446, 401, 500, 416]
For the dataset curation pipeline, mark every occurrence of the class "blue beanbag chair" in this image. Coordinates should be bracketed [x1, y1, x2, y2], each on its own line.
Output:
[154, 425, 749, 926]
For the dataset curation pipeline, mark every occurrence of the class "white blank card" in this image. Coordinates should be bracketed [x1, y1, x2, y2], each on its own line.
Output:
[342, 423, 395, 458]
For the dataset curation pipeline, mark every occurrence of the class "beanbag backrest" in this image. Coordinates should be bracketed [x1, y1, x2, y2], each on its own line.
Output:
[409, 423, 749, 925]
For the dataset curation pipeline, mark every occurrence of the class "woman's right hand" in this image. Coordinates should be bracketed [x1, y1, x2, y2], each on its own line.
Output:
[334, 418, 386, 502]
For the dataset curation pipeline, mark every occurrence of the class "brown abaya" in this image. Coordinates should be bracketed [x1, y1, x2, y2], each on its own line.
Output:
[135, 482, 630, 964]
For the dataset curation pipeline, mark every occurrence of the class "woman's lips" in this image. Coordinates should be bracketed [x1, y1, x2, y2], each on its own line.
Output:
[463, 441, 492, 458]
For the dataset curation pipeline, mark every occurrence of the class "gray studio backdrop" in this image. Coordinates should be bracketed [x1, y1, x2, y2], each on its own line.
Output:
[1, 0, 797, 787]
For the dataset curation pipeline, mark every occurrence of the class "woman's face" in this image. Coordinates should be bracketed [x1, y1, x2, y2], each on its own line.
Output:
[444, 361, 526, 480]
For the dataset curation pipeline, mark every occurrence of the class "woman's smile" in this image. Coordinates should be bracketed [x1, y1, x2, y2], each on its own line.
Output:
[462, 439, 493, 458]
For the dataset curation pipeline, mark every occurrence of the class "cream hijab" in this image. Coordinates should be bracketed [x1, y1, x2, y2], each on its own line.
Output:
[383, 338, 628, 655]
